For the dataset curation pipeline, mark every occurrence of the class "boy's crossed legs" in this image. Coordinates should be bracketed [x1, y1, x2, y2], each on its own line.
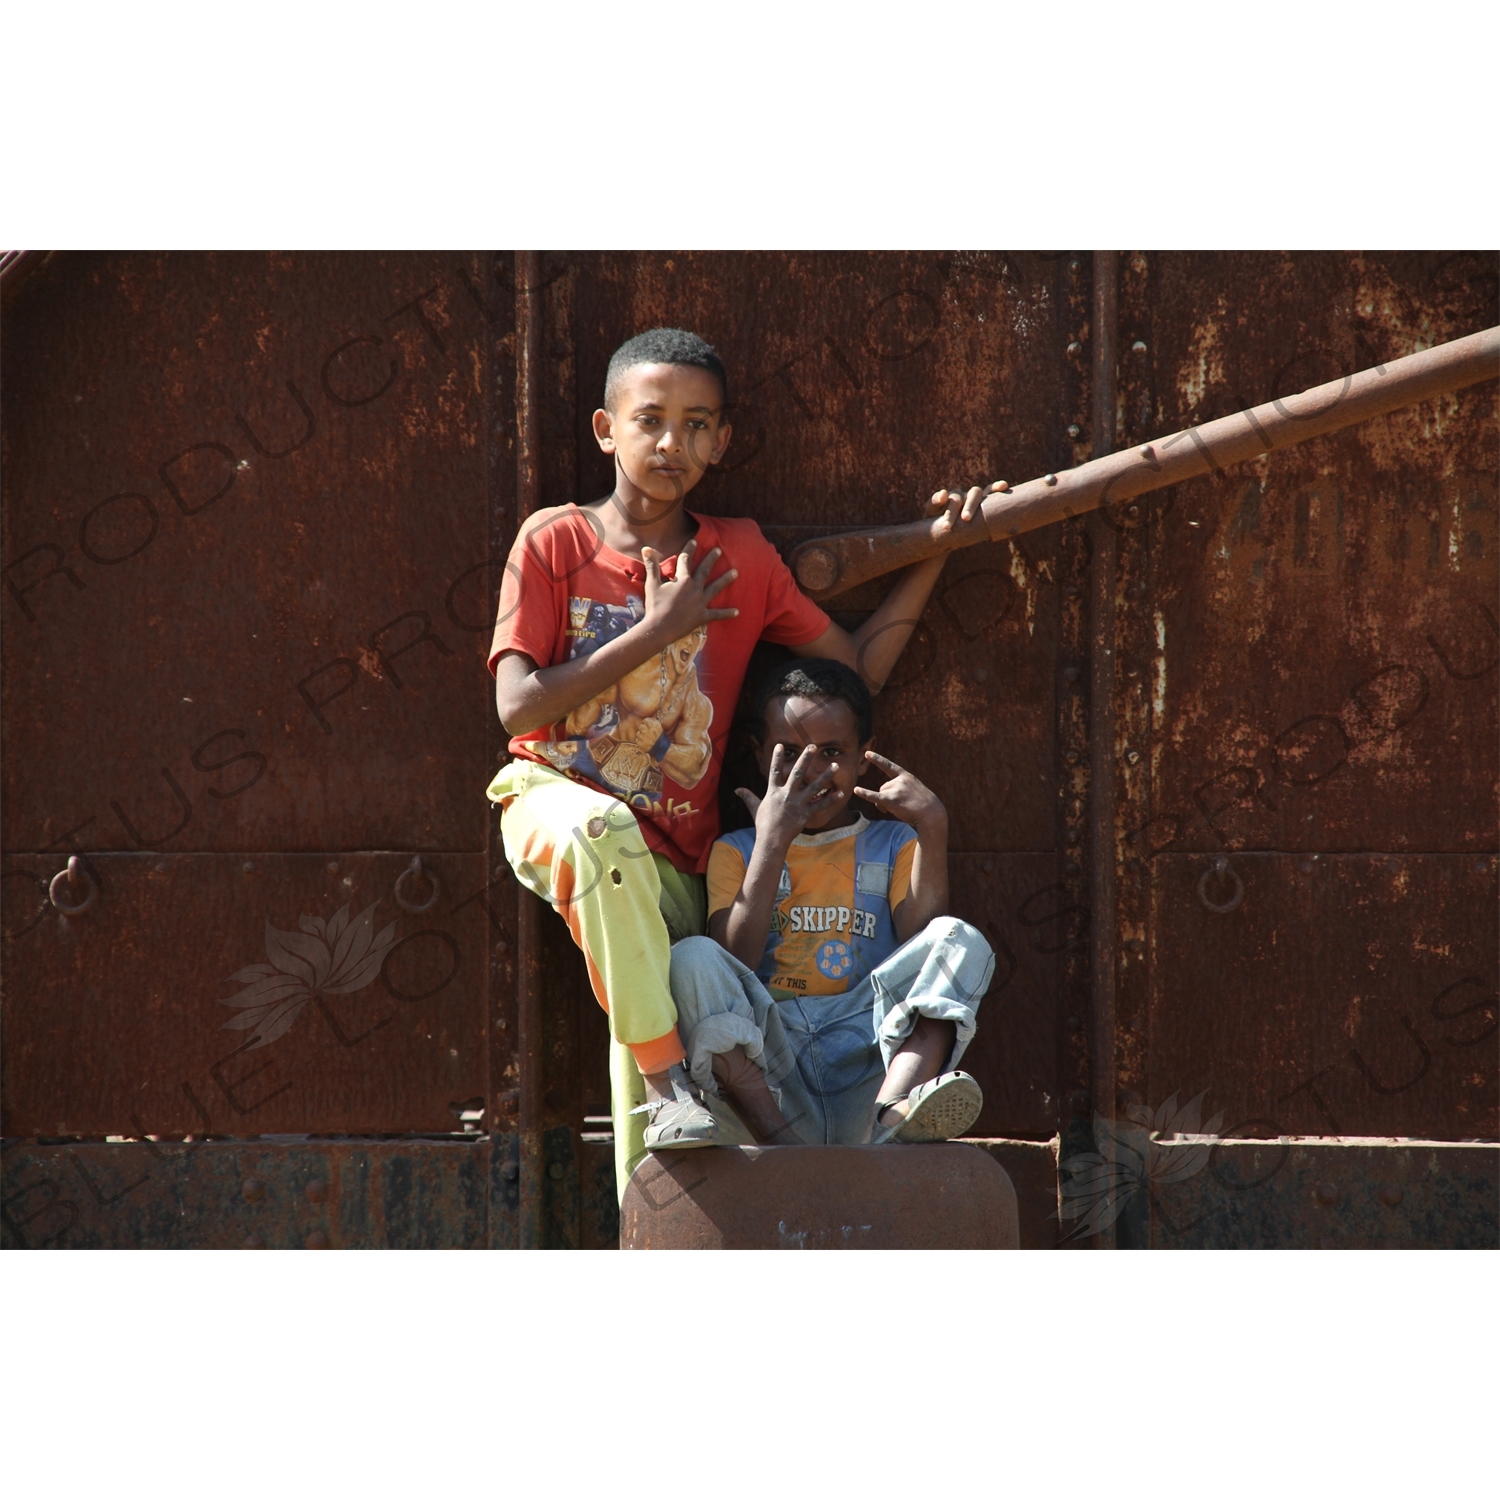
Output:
[669, 917, 994, 1146]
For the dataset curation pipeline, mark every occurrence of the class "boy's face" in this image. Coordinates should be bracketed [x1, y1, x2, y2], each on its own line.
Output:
[592, 363, 731, 510]
[754, 694, 873, 834]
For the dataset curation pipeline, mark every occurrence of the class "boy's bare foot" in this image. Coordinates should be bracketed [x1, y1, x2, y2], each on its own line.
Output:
[710, 1045, 802, 1144]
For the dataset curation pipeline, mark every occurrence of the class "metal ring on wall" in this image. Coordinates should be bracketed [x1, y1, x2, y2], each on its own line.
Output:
[394, 855, 440, 914]
[49, 855, 98, 916]
[1197, 856, 1244, 914]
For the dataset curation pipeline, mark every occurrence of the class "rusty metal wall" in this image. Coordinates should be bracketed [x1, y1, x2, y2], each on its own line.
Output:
[1122, 253, 1498, 1157]
[2, 252, 511, 1144]
[4, 250, 1496, 1249]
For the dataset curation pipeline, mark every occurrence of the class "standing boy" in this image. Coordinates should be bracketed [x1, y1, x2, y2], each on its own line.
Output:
[670, 659, 993, 1146]
[487, 327, 986, 1187]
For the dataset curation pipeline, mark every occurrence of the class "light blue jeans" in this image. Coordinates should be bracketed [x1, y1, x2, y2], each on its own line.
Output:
[667, 918, 995, 1146]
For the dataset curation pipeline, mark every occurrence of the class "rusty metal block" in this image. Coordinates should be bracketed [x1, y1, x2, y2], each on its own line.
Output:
[619, 1143, 1020, 1250]
[971, 1137, 1060, 1248]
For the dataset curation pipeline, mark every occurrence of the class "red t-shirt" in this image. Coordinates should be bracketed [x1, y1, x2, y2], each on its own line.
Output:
[488, 505, 831, 873]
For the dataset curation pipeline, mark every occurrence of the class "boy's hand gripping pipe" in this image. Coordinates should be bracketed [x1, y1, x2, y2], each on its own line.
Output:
[788, 325, 1500, 600]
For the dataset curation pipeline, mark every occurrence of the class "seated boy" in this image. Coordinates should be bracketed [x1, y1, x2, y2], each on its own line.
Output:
[670, 658, 994, 1145]
[486, 327, 987, 1186]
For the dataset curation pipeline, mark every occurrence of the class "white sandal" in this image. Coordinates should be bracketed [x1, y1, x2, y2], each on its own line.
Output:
[872, 1071, 982, 1144]
[631, 1064, 720, 1149]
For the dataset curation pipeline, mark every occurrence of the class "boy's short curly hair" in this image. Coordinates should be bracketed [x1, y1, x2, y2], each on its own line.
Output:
[604, 327, 729, 413]
[752, 658, 873, 744]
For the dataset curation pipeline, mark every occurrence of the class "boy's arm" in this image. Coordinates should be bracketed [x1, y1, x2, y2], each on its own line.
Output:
[852, 750, 949, 944]
[708, 744, 835, 967]
[791, 486, 989, 691]
[494, 539, 737, 737]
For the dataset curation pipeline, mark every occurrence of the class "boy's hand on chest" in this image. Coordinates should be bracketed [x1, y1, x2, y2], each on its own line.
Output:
[639, 538, 740, 644]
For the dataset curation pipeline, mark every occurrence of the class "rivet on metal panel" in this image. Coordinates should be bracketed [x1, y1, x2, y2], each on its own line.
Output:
[305, 1179, 328, 1204]
[1065, 584, 1080, 598]
[305, 1231, 330, 1249]
[1069, 259, 1081, 274]
[548, 1162, 563, 1180]
[1197, 858, 1245, 914]
[241, 1176, 266, 1203]
[1315, 1183, 1339, 1206]
[1379, 1185, 1404, 1207]
[1067, 341, 1082, 355]
[1068, 424, 1082, 439]
[1065, 861, 1081, 876]
[1063, 666, 1081, 684]
[1130, 256, 1147, 274]
[500, 1161, 520, 1182]
[1125, 583, 1143, 599]
[1127, 505, 1140, 518]
[498, 1089, 520, 1115]
[1065, 830, 1081, 846]
[395, 855, 441, 913]
[1131, 340, 1147, 355]
[1066, 750, 1080, 765]
[327, 861, 339, 874]
[242, 861, 255, 873]
[1125, 749, 1140, 765]
[48, 856, 96, 916]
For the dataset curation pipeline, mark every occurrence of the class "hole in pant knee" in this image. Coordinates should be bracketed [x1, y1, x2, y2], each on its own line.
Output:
[610, 868, 622, 885]
[586, 816, 608, 839]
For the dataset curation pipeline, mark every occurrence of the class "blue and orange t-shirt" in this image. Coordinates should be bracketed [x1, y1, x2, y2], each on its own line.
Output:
[706, 816, 917, 995]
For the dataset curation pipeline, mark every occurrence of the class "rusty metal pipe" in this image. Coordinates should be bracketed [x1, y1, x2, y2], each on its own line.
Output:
[789, 325, 1500, 599]
[514, 250, 545, 1251]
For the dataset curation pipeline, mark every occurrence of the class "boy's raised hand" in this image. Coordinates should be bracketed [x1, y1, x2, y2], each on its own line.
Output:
[735, 744, 836, 849]
[641, 539, 739, 641]
[853, 750, 947, 834]
[924, 482, 1004, 534]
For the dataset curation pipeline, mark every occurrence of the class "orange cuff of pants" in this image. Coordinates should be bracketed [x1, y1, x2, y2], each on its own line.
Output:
[629, 1029, 686, 1076]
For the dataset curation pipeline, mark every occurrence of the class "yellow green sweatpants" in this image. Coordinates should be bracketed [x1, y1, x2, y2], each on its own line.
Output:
[487, 759, 706, 1198]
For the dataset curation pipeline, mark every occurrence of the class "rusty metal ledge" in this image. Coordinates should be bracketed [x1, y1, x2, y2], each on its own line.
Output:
[2, 1138, 496, 1249]
[1143, 1140, 1499, 1250]
[6, 1135, 1492, 1249]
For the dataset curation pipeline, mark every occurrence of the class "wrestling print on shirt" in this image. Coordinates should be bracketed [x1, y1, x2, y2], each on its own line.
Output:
[533, 595, 714, 807]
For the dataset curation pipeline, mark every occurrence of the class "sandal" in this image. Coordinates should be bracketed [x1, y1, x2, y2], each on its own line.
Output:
[631, 1064, 720, 1150]
[871, 1071, 982, 1144]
